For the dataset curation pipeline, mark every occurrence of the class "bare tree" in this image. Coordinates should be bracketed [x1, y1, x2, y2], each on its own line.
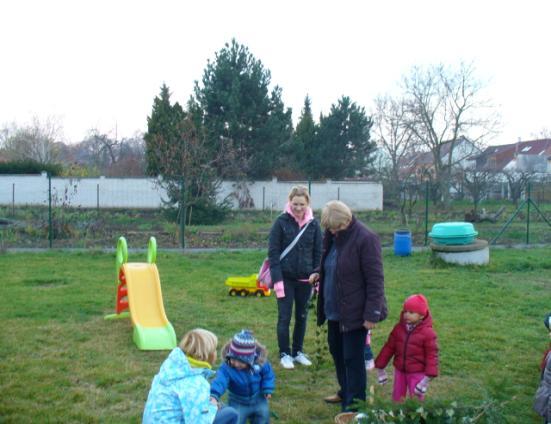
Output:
[402, 62, 500, 205]
[530, 128, 551, 139]
[398, 176, 425, 228]
[77, 130, 120, 170]
[55, 130, 146, 177]
[3, 116, 63, 164]
[113, 135, 145, 176]
[501, 170, 537, 206]
[151, 114, 223, 223]
[0, 126, 9, 149]
[462, 168, 498, 215]
[372, 95, 417, 206]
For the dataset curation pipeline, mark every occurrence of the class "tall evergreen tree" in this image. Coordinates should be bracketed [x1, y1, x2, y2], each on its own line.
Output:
[257, 86, 293, 176]
[315, 96, 375, 179]
[193, 39, 292, 179]
[293, 95, 317, 178]
[144, 84, 184, 175]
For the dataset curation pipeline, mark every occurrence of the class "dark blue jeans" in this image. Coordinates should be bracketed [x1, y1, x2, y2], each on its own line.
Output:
[277, 278, 313, 356]
[327, 320, 367, 411]
[231, 396, 270, 424]
[214, 406, 239, 424]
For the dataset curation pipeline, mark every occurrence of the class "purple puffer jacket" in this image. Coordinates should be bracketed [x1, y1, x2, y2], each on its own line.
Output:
[316, 216, 387, 332]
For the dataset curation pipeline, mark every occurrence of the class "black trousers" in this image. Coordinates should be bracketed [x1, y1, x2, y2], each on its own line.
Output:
[276, 278, 312, 356]
[327, 320, 367, 411]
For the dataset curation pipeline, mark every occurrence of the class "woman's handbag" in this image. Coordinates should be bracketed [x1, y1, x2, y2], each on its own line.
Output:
[258, 221, 312, 288]
[258, 259, 272, 287]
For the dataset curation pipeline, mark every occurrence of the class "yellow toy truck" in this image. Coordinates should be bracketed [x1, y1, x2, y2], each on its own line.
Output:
[224, 274, 271, 297]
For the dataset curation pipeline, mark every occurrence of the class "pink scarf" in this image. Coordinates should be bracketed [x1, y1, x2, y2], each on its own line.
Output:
[284, 202, 313, 228]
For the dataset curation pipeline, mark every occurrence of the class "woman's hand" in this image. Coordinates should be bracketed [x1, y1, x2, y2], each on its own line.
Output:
[363, 320, 376, 330]
[308, 273, 320, 284]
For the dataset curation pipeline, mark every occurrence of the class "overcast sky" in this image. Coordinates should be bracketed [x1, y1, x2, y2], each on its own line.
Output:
[1, 0, 550, 146]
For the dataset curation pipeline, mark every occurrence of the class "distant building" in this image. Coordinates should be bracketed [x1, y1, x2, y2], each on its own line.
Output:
[398, 136, 480, 179]
[471, 139, 551, 201]
[474, 139, 551, 173]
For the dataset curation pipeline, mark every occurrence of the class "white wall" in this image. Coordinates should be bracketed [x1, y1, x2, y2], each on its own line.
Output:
[0, 174, 168, 208]
[0, 174, 383, 210]
[218, 179, 382, 210]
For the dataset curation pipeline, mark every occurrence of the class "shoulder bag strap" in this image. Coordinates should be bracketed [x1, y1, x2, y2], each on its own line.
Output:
[280, 220, 312, 260]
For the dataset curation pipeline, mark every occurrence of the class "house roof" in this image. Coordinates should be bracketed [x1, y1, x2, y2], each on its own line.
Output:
[398, 136, 477, 175]
[475, 139, 551, 171]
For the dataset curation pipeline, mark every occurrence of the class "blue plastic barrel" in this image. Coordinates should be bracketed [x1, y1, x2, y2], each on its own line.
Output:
[394, 230, 412, 256]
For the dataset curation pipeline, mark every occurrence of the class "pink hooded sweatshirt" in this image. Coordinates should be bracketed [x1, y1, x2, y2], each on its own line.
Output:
[275, 202, 314, 285]
[284, 202, 313, 228]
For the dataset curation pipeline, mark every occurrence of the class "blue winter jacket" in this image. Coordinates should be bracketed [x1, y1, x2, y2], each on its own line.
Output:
[210, 361, 275, 406]
[143, 348, 217, 424]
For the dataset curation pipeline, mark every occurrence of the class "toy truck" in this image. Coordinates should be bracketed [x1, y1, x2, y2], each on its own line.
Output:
[224, 274, 271, 297]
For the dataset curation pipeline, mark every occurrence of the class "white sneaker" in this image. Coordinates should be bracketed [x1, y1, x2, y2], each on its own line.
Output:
[293, 351, 312, 366]
[280, 354, 295, 369]
[365, 359, 375, 370]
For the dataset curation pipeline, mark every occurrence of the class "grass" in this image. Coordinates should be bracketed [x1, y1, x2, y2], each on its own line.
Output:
[0, 248, 550, 423]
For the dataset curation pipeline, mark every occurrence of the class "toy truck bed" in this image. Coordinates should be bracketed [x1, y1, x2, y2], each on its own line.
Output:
[224, 274, 271, 297]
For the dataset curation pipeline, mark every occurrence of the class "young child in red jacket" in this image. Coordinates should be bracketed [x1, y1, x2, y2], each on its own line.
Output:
[374, 294, 439, 402]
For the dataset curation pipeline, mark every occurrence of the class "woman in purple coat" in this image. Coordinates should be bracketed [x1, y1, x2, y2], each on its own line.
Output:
[314, 201, 387, 413]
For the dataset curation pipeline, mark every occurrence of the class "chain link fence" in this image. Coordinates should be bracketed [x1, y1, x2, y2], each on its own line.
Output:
[0, 174, 387, 249]
[1, 174, 549, 249]
[382, 179, 551, 248]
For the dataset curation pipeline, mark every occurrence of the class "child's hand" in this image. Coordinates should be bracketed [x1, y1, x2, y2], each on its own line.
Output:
[209, 396, 219, 408]
[414, 376, 430, 396]
[308, 273, 319, 284]
[264, 393, 272, 399]
[376, 368, 388, 385]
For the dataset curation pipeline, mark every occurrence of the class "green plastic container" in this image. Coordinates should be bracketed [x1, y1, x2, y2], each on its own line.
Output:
[428, 222, 478, 245]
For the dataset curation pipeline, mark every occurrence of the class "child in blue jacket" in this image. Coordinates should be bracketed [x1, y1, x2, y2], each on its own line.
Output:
[143, 328, 238, 424]
[210, 330, 275, 424]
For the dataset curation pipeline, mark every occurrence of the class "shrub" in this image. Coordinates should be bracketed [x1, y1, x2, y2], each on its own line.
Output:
[0, 160, 63, 175]
[349, 396, 507, 424]
[162, 199, 230, 225]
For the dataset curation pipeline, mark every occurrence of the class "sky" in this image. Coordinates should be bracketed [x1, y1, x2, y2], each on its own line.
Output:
[1, 0, 550, 146]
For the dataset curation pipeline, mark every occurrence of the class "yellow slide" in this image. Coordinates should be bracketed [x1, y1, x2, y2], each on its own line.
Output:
[122, 262, 177, 350]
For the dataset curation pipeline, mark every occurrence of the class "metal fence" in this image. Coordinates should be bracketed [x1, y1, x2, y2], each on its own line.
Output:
[0, 174, 383, 249]
[1, 174, 549, 250]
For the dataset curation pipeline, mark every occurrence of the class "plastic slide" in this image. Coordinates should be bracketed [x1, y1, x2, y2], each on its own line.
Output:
[122, 262, 177, 350]
[105, 237, 177, 350]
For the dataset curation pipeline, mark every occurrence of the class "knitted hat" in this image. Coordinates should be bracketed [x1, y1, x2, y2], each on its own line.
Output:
[544, 312, 551, 331]
[227, 330, 257, 367]
[403, 294, 429, 316]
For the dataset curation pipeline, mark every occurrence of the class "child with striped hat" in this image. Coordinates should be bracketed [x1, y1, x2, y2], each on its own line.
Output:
[211, 330, 275, 424]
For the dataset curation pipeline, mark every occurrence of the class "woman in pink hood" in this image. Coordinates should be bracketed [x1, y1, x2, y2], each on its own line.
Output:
[267, 186, 322, 370]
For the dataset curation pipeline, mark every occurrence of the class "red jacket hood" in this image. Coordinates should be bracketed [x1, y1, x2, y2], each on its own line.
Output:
[399, 308, 434, 329]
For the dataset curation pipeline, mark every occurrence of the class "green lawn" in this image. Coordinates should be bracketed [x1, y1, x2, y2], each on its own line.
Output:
[0, 248, 549, 423]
